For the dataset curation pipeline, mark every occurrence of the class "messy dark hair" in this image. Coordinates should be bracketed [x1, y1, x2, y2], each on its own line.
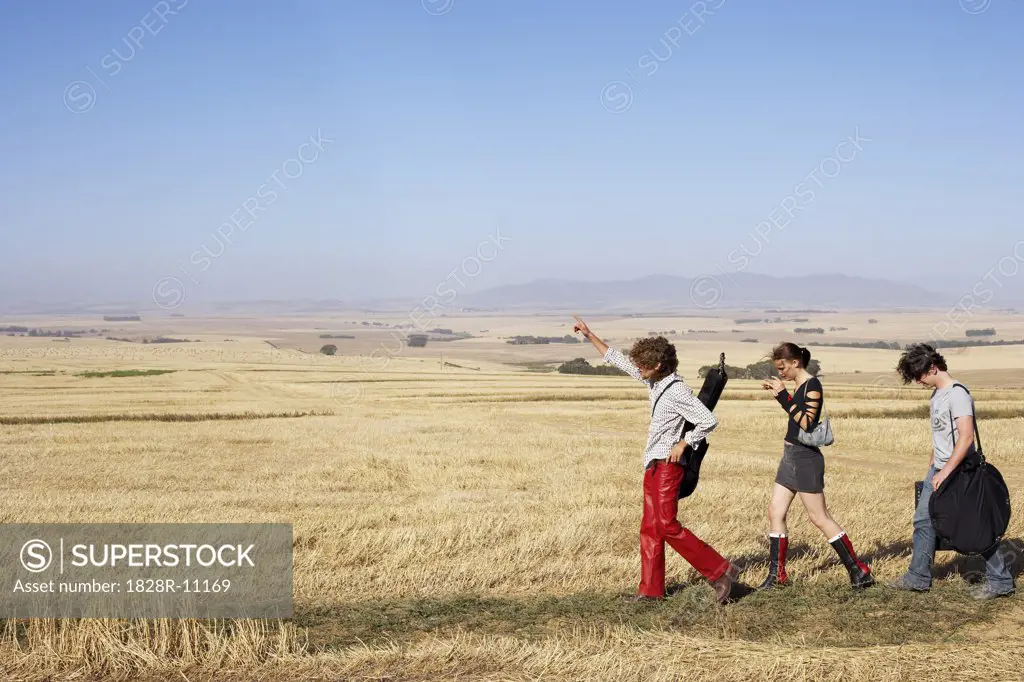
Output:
[629, 336, 678, 381]
[771, 342, 812, 368]
[897, 343, 947, 384]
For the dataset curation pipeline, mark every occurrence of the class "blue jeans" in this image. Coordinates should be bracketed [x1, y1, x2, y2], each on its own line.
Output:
[906, 466, 1014, 591]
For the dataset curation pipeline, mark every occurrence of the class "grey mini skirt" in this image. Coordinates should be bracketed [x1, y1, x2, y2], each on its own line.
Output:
[775, 441, 825, 493]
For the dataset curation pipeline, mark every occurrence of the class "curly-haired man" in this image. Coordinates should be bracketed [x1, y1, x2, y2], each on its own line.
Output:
[573, 316, 740, 603]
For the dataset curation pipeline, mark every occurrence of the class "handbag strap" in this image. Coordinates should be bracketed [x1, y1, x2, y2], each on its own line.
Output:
[798, 376, 828, 423]
[948, 382, 982, 454]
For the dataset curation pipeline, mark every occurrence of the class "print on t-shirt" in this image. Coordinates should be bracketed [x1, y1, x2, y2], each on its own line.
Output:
[929, 383, 976, 468]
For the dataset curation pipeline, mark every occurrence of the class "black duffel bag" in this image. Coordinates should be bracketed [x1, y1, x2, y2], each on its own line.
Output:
[926, 383, 1011, 555]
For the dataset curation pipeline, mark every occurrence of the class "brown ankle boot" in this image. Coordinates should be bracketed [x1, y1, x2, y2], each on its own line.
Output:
[711, 563, 741, 604]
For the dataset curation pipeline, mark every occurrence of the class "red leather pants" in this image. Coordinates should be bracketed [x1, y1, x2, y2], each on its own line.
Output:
[639, 459, 730, 597]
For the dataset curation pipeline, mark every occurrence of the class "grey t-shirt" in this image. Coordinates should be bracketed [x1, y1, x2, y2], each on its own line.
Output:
[930, 382, 976, 468]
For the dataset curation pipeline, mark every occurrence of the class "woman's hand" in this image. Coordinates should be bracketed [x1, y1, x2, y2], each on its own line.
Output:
[763, 376, 785, 396]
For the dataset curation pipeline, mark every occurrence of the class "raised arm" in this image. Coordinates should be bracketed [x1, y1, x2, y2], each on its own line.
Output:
[573, 316, 608, 356]
[573, 316, 642, 381]
[602, 347, 644, 381]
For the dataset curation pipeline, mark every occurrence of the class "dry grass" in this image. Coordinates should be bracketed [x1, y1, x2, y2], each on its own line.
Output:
[1, 324, 1024, 681]
[0, 411, 332, 425]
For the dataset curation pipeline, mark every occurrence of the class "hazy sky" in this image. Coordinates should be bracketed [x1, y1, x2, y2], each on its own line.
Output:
[2, 0, 1022, 308]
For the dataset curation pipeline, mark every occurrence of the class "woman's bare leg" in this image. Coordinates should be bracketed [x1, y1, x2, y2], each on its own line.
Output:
[768, 483, 797, 535]
[798, 492, 843, 539]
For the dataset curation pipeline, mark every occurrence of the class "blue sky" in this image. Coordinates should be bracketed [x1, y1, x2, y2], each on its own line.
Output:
[1, 0, 1022, 307]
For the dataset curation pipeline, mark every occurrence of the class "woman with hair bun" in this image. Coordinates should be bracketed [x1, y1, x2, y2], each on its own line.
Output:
[758, 342, 874, 590]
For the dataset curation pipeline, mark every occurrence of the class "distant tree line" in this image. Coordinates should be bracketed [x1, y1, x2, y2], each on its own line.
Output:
[932, 338, 1022, 349]
[3, 327, 111, 337]
[319, 334, 355, 339]
[765, 309, 836, 314]
[814, 337, 1024, 350]
[965, 328, 996, 337]
[506, 335, 580, 345]
[817, 340, 902, 350]
[25, 329, 86, 338]
[698, 358, 821, 379]
[557, 358, 629, 376]
[794, 328, 826, 334]
[103, 316, 141, 322]
[430, 331, 474, 342]
[735, 317, 811, 325]
[100, 336, 196, 344]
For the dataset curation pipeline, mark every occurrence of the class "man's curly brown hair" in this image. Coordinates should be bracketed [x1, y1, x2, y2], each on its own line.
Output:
[629, 336, 678, 381]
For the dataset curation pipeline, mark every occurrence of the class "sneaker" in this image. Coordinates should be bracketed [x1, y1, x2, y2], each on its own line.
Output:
[621, 593, 662, 604]
[888, 575, 930, 592]
[971, 584, 1014, 601]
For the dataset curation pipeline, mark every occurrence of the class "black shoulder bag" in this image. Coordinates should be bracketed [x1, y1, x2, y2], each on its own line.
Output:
[926, 383, 1011, 555]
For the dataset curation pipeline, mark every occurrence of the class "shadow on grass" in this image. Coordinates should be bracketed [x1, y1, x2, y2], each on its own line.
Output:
[804, 537, 1024, 584]
[934, 537, 1024, 583]
[797, 539, 915, 574]
[296, 580, 1011, 652]
[665, 578, 757, 603]
[728, 540, 821, 572]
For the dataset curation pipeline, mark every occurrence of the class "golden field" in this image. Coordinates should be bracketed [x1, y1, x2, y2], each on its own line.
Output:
[1, 310, 1023, 681]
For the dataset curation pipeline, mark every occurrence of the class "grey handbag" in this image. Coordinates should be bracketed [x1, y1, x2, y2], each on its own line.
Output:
[795, 379, 834, 447]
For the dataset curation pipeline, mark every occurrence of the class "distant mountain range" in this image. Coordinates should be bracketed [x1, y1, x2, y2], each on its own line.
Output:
[454, 273, 949, 311]
[1, 274, 1017, 316]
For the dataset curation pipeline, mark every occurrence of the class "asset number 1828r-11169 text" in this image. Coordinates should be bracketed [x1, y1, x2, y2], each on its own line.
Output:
[125, 579, 231, 593]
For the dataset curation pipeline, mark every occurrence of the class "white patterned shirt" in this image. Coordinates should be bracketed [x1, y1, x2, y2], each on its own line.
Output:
[603, 347, 719, 469]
